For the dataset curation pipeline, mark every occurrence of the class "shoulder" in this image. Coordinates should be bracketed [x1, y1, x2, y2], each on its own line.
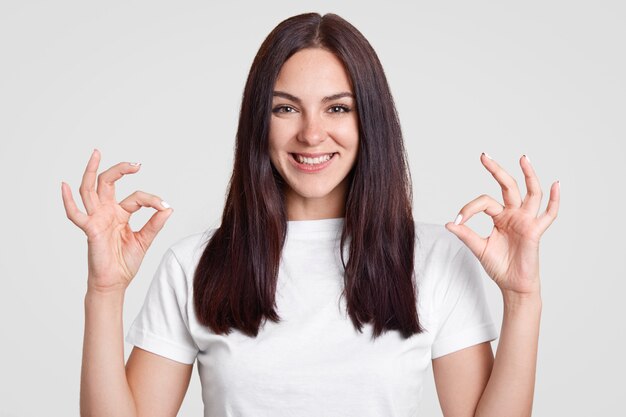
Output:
[412, 221, 474, 288]
[166, 228, 217, 276]
[414, 221, 466, 262]
[412, 222, 485, 318]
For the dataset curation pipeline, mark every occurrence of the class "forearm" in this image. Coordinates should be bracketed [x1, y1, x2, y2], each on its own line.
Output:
[474, 292, 542, 417]
[81, 289, 137, 417]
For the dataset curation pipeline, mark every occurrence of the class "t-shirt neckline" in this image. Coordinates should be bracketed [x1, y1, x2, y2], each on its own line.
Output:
[286, 217, 344, 234]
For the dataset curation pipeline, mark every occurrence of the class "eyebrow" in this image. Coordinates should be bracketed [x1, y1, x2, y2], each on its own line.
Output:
[272, 91, 354, 103]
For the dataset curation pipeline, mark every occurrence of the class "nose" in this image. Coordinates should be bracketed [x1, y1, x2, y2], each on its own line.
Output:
[297, 113, 326, 146]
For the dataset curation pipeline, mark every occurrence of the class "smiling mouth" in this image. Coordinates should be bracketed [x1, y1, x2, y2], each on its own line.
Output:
[290, 153, 337, 165]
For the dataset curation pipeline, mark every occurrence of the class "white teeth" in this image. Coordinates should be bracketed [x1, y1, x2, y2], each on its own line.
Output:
[295, 153, 334, 165]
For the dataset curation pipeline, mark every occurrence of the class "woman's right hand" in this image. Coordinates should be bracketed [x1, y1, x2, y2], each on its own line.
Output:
[61, 149, 173, 293]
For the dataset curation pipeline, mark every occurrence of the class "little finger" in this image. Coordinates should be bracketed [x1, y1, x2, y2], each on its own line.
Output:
[537, 180, 560, 233]
[61, 182, 89, 229]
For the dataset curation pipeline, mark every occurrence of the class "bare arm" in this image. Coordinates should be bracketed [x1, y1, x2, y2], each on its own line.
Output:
[433, 342, 494, 417]
[433, 294, 542, 417]
[81, 290, 136, 416]
[62, 149, 189, 416]
[474, 294, 541, 417]
[126, 347, 193, 417]
[81, 289, 194, 417]
[441, 153, 559, 416]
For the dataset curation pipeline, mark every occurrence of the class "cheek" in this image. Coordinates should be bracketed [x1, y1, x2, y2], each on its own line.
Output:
[268, 124, 283, 154]
[267, 142, 284, 172]
[269, 119, 297, 149]
[332, 119, 359, 149]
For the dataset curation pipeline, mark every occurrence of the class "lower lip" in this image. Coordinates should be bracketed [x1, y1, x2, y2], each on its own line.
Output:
[289, 153, 336, 173]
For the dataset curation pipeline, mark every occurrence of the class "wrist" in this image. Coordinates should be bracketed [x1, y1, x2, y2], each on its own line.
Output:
[502, 290, 542, 312]
[85, 285, 126, 305]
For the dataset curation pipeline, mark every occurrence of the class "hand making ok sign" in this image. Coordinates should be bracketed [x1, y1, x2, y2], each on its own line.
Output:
[61, 149, 173, 294]
[445, 153, 560, 298]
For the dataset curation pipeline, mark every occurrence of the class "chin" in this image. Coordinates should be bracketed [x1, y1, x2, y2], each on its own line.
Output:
[294, 189, 335, 200]
[288, 182, 340, 200]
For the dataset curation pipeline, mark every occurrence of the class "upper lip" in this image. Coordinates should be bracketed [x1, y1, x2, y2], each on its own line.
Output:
[290, 152, 336, 158]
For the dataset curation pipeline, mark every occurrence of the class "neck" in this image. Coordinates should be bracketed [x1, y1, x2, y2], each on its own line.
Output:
[283, 183, 347, 221]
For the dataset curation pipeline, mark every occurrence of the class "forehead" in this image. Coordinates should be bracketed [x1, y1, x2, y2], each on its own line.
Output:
[274, 48, 353, 97]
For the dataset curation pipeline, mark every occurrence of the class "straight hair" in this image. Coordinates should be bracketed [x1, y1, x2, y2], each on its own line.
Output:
[193, 12, 423, 339]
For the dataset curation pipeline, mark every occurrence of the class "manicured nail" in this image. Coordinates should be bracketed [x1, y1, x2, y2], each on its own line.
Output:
[160, 200, 171, 209]
[454, 214, 463, 225]
[483, 152, 492, 160]
[129, 162, 141, 166]
[524, 154, 531, 164]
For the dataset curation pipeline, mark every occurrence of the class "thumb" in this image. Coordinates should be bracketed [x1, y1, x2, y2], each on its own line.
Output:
[445, 220, 485, 261]
[136, 207, 174, 251]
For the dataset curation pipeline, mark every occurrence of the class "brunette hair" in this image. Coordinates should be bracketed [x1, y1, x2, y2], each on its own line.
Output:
[193, 12, 423, 339]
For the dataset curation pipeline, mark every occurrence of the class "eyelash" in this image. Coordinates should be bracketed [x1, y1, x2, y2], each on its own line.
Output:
[271, 105, 352, 114]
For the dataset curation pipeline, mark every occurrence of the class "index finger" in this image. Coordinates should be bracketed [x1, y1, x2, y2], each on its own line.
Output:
[96, 161, 142, 202]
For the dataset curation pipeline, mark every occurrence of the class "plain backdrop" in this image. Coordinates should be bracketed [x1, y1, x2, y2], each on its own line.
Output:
[1, 0, 624, 416]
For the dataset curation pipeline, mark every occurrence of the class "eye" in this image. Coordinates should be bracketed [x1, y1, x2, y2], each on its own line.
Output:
[272, 105, 297, 114]
[328, 105, 351, 113]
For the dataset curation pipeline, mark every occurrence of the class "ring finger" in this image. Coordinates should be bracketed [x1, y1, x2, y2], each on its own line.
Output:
[519, 155, 543, 216]
[78, 149, 101, 214]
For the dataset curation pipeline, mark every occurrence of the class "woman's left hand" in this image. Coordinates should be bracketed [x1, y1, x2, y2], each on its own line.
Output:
[445, 153, 560, 298]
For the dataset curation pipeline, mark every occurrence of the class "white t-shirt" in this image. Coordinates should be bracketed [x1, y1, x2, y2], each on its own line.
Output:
[126, 218, 498, 416]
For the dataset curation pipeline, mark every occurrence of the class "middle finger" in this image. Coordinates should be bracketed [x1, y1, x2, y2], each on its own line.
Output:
[480, 153, 522, 208]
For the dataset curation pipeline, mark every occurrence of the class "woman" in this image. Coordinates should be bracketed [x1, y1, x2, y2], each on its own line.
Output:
[62, 12, 559, 417]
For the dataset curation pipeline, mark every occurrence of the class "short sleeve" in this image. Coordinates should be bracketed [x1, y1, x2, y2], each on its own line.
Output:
[126, 248, 199, 364]
[431, 244, 499, 359]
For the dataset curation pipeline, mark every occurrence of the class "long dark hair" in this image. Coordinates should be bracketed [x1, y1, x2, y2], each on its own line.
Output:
[193, 12, 423, 339]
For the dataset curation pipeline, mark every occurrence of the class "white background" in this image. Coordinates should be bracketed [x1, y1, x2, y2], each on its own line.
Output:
[1, 0, 624, 416]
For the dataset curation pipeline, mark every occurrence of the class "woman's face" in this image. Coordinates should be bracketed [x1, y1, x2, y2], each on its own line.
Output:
[268, 47, 359, 220]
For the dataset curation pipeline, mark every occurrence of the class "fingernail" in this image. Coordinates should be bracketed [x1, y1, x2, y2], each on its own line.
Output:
[524, 154, 531, 164]
[483, 152, 492, 160]
[454, 214, 463, 225]
[129, 162, 141, 167]
[161, 200, 171, 209]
